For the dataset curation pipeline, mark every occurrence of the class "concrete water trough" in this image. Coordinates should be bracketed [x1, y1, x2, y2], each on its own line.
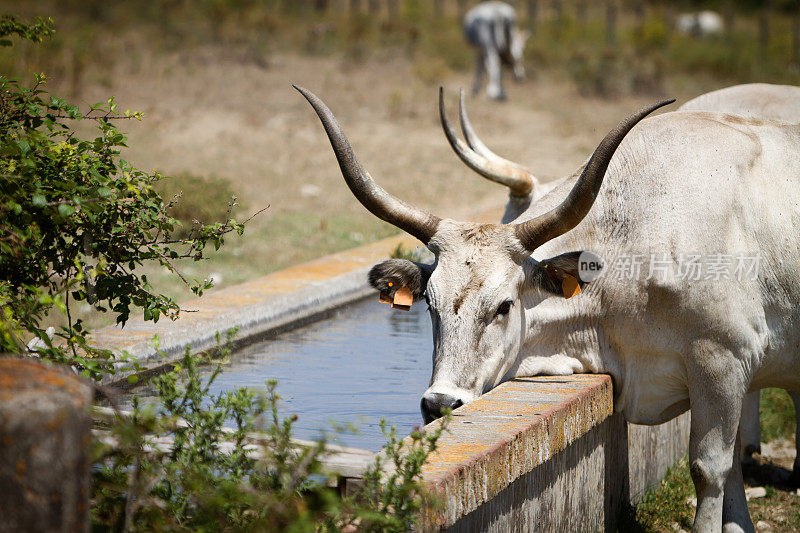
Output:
[92, 227, 690, 531]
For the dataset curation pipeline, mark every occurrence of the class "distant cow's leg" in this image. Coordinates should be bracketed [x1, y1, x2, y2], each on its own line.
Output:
[484, 48, 505, 101]
[687, 348, 749, 532]
[723, 430, 755, 533]
[738, 391, 761, 461]
[472, 51, 485, 96]
[791, 392, 800, 486]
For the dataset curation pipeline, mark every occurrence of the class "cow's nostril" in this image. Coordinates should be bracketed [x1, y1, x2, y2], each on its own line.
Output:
[420, 393, 463, 424]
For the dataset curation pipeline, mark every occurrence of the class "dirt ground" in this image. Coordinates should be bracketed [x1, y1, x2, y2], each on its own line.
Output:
[743, 439, 800, 532]
[50, 44, 720, 308]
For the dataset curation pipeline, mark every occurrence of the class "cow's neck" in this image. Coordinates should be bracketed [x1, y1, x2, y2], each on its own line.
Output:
[507, 173, 622, 381]
[510, 288, 607, 379]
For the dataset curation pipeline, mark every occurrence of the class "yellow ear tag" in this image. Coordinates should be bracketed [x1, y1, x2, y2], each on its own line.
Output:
[562, 274, 581, 299]
[391, 286, 413, 311]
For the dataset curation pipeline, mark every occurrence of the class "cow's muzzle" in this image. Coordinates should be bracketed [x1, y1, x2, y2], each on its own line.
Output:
[420, 393, 463, 424]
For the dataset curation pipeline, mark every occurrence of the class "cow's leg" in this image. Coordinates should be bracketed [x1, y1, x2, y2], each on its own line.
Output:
[790, 392, 800, 486]
[484, 48, 505, 101]
[687, 350, 749, 532]
[723, 433, 754, 533]
[472, 51, 485, 96]
[738, 391, 761, 462]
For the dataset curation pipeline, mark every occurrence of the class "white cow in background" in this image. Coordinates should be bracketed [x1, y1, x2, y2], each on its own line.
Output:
[676, 10, 725, 38]
[464, 1, 530, 101]
[298, 82, 800, 531]
[681, 83, 800, 484]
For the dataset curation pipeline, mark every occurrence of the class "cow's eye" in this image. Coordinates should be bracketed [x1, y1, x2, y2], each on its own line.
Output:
[495, 300, 513, 318]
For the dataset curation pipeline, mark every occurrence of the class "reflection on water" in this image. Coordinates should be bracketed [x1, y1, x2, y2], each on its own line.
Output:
[132, 297, 433, 451]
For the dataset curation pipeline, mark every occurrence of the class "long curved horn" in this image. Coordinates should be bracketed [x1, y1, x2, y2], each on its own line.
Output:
[295, 85, 441, 244]
[439, 88, 534, 198]
[515, 98, 675, 252]
[458, 88, 538, 186]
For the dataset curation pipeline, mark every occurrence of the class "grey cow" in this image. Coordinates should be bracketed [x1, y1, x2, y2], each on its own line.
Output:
[464, 1, 529, 100]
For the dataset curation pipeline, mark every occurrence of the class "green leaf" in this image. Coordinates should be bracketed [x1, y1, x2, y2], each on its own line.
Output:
[31, 194, 46, 207]
[58, 203, 76, 217]
[127, 374, 139, 384]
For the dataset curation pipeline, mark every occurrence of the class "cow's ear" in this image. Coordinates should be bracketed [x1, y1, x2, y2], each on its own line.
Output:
[368, 259, 433, 302]
[527, 251, 601, 299]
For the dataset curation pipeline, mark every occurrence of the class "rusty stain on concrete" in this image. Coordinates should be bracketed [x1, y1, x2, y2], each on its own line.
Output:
[411, 372, 689, 531]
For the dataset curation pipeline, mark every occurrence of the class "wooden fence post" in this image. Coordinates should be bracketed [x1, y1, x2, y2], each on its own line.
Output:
[552, 0, 562, 25]
[606, 0, 617, 46]
[458, 0, 468, 20]
[0, 359, 93, 533]
[528, 0, 538, 33]
[793, 2, 800, 69]
[368, 0, 379, 17]
[724, 0, 735, 40]
[576, 0, 587, 24]
[759, 7, 769, 57]
[664, 3, 676, 43]
[634, 0, 645, 35]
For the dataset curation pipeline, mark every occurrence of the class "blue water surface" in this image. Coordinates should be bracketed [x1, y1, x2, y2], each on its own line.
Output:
[133, 297, 433, 451]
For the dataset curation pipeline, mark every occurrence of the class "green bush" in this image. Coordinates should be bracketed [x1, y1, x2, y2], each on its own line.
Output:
[0, 16, 252, 379]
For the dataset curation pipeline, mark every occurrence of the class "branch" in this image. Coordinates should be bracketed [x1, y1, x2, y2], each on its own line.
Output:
[156, 205, 269, 246]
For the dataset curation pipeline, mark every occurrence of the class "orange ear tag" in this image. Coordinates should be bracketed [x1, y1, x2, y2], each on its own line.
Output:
[379, 281, 395, 306]
[391, 286, 413, 311]
[562, 274, 581, 299]
[378, 292, 392, 305]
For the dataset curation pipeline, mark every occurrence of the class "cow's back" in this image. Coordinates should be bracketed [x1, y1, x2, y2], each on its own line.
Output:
[523, 111, 800, 416]
[464, 1, 516, 47]
[680, 83, 800, 124]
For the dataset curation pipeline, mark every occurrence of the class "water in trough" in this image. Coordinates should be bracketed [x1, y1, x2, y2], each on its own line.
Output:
[132, 297, 433, 451]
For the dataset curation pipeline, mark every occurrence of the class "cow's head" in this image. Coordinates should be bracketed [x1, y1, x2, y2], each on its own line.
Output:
[296, 85, 672, 423]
